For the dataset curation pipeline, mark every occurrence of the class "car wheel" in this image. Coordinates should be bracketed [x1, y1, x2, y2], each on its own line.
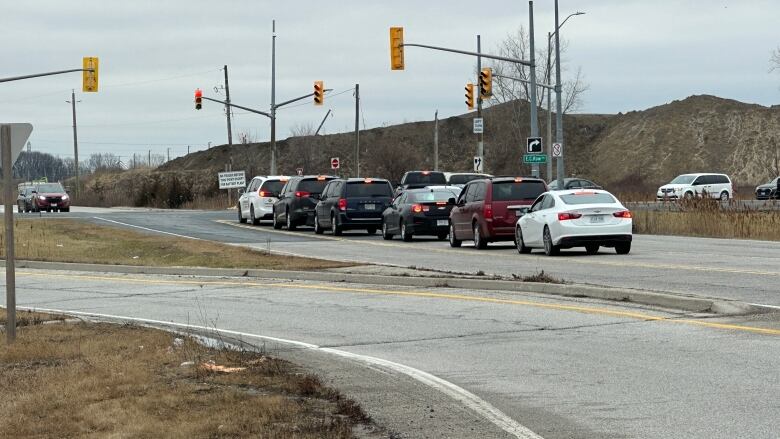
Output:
[272, 208, 283, 229]
[366, 227, 377, 235]
[684, 191, 694, 200]
[719, 191, 729, 202]
[250, 206, 260, 225]
[331, 213, 342, 236]
[615, 242, 631, 255]
[585, 244, 599, 255]
[286, 210, 297, 231]
[401, 221, 412, 242]
[61, 208, 70, 212]
[382, 220, 393, 240]
[314, 213, 324, 234]
[473, 222, 487, 249]
[515, 226, 531, 254]
[449, 223, 462, 247]
[543, 226, 559, 256]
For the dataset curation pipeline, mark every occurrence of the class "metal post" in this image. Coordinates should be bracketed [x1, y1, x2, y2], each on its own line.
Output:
[314, 109, 331, 136]
[167, 147, 170, 162]
[270, 20, 277, 175]
[224, 65, 233, 147]
[476, 35, 484, 167]
[528, 1, 540, 178]
[555, 0, 565, 190]
[354, 83, 360, 177]
[70, 90, 79, 195]
[226, 163, 231, 207]
[2, 125, 16, 344]
[148, 150, 151, 167]
[434, 110, 439, 171]
[546, 32, 553, 182]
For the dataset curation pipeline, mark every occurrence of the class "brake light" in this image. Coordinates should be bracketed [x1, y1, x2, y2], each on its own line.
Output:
[422, 171, 430, 175]
[613, 210, 632, 218]
[558, 212, 582, 221]
[316, 176, 326, 181]
[412, 204, 429, 213]
[258, 190, 267, 197]
[514, 177, 523, 182]
[483, 203, 493, 219]
[295, 191, 310, 198]
[338, 198, 347, 211]
[436, 201, 447, 206]
[364, 178, 373, 183]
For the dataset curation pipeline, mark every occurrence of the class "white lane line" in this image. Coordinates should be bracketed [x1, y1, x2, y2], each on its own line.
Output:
[93, 217, 204, 241]
[25, 306, 543, 439]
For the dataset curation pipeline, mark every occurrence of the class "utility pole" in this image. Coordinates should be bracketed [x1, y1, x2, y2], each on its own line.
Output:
[167, 147, 170, 162]
[187, 145, 190, 155]
[148, 149, 151, 167]
[270, 20, 277, 175]
[528, 1, 540, 178]
[354, 83, 360, 177]
[554, 0, 565, 190]
[476, 35, 483, 169]
[434, 110, 439, 171]
[66, 90, 80, 195]
[223, 65, 233, 147]
[546, 32, 553, 182]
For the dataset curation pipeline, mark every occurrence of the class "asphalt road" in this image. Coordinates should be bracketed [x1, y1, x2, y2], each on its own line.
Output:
[25, 207, 780, 308]
[10, 269, 780, 439]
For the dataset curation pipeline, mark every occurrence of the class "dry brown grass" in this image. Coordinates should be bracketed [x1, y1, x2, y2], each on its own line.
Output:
[633, 201, 780, 240]
[0, 309, 66, 326]
[1, 219, 353, 270]
[0, 320, 368, 438]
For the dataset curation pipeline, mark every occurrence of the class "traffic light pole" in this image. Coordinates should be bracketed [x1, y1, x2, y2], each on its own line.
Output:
[0, 68, 94, 83]
[354, 83, 360, 178]
[528, 1, 540, 178]
[477, 36, 484, 170]
[224, 65, 233, 147]
[270, 20, 277, 175]
[554, 0, 565, 191]
[66, 90, 80, 195]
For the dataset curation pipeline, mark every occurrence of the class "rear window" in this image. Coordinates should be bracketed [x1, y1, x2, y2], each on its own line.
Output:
[410, 191, 454, 203]
[298, 179, 332, 194]
[560, 193, 617, 205]
[403, 172, 446, 186]
[448, 174, 486, 185]
[346, 182, 393, 197]
[491, 181, 546, 201]
[259, 180, 285, 195]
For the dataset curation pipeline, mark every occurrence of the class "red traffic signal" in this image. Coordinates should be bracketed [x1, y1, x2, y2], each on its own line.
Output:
[194, 88, 203, 110]
[314, 81, 324, 105]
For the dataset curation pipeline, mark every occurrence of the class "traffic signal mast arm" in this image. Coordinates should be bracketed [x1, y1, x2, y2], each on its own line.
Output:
[0, 68, 95, 83]
[493, 73, 555, 91]
[198, 89, 332, 119]
[401, 42, 533, 67]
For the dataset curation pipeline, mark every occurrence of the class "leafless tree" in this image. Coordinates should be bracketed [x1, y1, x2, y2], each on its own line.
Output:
[237, 129, 257, 145]
[288, 121, 316, 137]
[771, 46, 780, 74]
[87, 153, 124, 173]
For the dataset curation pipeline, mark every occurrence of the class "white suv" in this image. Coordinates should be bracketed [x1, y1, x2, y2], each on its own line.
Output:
[238, 175, 289, 224]
[656, 173, 733, 201]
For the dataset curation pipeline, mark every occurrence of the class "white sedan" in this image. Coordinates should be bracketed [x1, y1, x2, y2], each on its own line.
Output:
[514, 190, 632, 256]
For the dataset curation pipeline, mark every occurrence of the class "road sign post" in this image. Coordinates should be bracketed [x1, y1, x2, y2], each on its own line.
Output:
[473, 156, 484, 172]
[2, 123, 33, 345]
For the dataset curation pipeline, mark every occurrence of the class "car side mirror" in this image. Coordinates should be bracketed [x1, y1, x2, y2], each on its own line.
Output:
[238, 189, 244, 195]
[447, 197, 456, 205]
[518, 207, 530, 215]
[457, 199, 465, 207]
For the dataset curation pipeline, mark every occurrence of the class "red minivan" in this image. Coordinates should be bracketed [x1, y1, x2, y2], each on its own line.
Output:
[449, 177, 547, 249]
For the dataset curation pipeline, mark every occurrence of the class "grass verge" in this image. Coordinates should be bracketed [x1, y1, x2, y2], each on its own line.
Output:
[0, 309, 66, 326]
[1, 219, 353, 270]
[633, 206, 780, 241]
[0, 316, 370, 438]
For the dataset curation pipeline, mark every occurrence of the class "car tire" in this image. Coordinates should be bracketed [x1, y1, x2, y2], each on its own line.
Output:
[719, 191, 729, 202]
[314, 214, 324, 234]
[401, 221, 412, 242]
[61, 208, 69, 213]
[286, 210, 296, 231]
[684, 191, 694, 200]
[515, 226, 531, 254]
[437, 233, 448, 241]
[449, 223, 462, 247]
[615, 242, 631, 255]
[367, 227, 377, 235]
[585, 244, 599, 255]
[382, 220, 393, 240]
[473, 222, 487, 249]
[543, 226, 559, 256]
[331, 213, 342, 236]
[250, 206, 260, 225]
[272, 208, 283, 229]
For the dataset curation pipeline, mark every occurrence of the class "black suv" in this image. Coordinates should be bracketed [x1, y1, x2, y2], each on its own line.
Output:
[273, 175, 337, 230]
[394, 171, 447, 197]
[314, 178, 394, 235]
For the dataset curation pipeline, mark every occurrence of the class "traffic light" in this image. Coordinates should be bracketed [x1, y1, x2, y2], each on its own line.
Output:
[389, 27, 404, 70]
[465, 83, 474, 110]
[313, 81, 324, 105]
[479, 67, 492, 99]
[194, 88, 202, 110]
[82, 57, 99, 92]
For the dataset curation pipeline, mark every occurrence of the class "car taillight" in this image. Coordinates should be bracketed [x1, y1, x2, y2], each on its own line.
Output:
[613, 210, 632, 218]
[483, 203, 492, 219]
[412, 204, 429, 213]
[295, 191, 310, 198]
[338, 198, 347, 211]
[558, 212, 582, 221]
[258, 190, 267, 197]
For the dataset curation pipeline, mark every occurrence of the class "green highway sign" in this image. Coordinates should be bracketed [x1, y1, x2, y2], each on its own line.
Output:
[523, 154, 547, 164]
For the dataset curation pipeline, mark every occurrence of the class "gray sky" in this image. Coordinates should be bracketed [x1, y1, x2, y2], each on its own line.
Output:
[2, 0, 779, 162]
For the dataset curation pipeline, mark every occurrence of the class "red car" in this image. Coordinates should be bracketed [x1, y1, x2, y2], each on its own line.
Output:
[449, 176, 547, 249]
[31, 182, 71, 212]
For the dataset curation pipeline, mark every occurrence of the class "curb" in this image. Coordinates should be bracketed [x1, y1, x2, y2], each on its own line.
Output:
[13, 260, 762, 315]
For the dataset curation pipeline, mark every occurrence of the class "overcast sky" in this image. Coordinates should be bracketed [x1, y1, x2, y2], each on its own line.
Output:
[2, 0, 779, 162]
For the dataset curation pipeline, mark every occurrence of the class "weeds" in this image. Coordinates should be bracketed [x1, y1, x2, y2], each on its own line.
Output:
[513, 270, 564, 284]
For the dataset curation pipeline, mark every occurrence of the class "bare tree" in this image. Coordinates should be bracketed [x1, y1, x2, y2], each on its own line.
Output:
[288, 121, 316, 138]
[771, 46, 780, 74]
[87, 153, 124, 173]
[237, 129, 257, 145]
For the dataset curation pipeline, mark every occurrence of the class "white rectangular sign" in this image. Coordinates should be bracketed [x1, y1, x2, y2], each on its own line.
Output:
[473, 117, 483, 134]
[552, 142, 563, 158]
[473, 156, 484, 172]
[218, 171, 246, 189]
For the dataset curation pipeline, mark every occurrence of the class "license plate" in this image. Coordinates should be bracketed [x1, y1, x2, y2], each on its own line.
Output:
[437, 220, 448, 226]
[364, 204, 375, 210]
[590, 215, 605, 223]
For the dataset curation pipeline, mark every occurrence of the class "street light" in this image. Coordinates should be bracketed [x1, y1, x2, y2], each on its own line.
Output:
[552, 2, 584, 190]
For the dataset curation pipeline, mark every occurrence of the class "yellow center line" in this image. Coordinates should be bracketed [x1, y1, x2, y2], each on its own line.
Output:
[215, 220, 780, 277]
[16, 270, 780, 336]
